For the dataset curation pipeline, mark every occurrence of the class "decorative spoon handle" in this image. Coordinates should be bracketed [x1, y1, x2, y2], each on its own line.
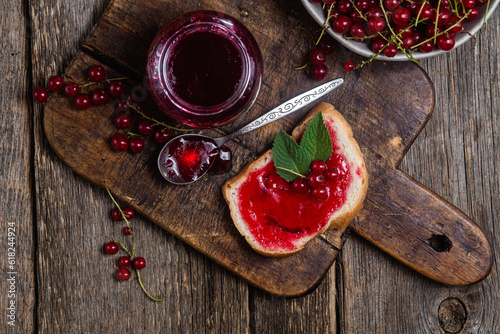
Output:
[214, 78, 344, 146]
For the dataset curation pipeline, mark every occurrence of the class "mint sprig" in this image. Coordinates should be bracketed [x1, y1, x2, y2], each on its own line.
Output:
[272, 112, 332, 182]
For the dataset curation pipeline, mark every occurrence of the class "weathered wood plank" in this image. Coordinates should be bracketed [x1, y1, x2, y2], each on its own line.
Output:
[30, 1, 249, 333]
[341, 11, 500, 333]
[0, 1, 35, 333]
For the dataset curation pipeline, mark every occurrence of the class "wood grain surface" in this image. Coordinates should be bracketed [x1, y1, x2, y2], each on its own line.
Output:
[1, 0, 499, 333]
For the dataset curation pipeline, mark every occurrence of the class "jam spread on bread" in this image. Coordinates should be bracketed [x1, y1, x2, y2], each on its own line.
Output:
[237, 120, 352, 250]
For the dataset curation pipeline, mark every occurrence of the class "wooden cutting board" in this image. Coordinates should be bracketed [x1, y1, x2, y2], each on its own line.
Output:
[43, 0, 492, 296]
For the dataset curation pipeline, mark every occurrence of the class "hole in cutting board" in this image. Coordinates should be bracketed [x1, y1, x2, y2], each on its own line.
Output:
[428, 234, 453, 252]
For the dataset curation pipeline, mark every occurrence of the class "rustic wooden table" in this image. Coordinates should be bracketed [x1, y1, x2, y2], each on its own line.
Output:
[1, 0, 498, 333]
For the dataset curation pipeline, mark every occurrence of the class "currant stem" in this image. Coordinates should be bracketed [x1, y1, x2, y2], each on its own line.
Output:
[275, 166, 307, 179]
[136, 270, 165, 302]
[79, 77, 129, 89]
[124, 130, 142, 139]
[106, 187, 135, 258]
[316, 4, 335, 46]
[112, 239, 132, 258]
[126, 102, 192, 132]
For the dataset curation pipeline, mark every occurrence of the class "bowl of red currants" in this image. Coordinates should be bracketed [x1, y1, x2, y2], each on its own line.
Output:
[302, 0, 499, 61]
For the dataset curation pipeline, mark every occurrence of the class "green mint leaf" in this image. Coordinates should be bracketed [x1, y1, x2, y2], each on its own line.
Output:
[300, 112, 333, 162]
[272, 130, 311, 181]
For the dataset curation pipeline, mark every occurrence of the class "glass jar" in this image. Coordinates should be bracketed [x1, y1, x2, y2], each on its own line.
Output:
[147, 10, 263, 129]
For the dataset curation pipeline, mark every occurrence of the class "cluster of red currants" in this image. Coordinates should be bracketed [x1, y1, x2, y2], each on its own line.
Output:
[310, 0, 487, 68]
[305, 35, 337, 80]
[292, 160, 343, 200]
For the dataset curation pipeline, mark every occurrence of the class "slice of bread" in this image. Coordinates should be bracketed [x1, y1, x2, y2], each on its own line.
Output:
[223, 102, 368, 257]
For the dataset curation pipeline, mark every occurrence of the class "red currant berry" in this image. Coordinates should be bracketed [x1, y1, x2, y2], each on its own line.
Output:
[114, 113, 132, 129]
[118, 256, 132, 268]
[132, 257, 146, 270]
[338, 0, 353, 13]
[104, 241, 119, 255]
[355, 0, 370, 11]
[412, 30, 424, 44]
[436, 33, 455, 51]
[371, 38, 386, 53]
[122, 207, 135, 220]
[123, 227, 132, 236]
[419, 41, 435, 53]
[63, 82, 80, 97]
[461, 0, 476, 9]
[448, 17, 463, 34]
[401, 35, 415, 48]
[112, 208, 124, 221]
[33, 87, 49, 103]
[433, 8, 451, 26]
[476, 0, 487, 5]
[309, 49, 326, 66]
[384, 0, 400, 11]
[344, 61, 355, 72]
[465, 7, 479, 21]
[325, 168, 340, 181]
[154, 129, 172, 144]
[317, 35, 336, 55]
[129, 138, 145, 153]
[395, 24, 413, 38]
[308, 171, 326, 188]
[403, 1, 418, 14]
[392, 7, 410, 25]
[91, 89, 110, 106]
[108, 80, 126, 98]
[111, 134, 128, 152]
[312, 186, 329, 200]
[350, 23, 365, 38]
[333, 15, 352, 34]
[74, 94, 91, 110]
[47, 76, 64, 91]
[417, 3, 434, 21]
[367, 17, 385, 33]
[365, 6, 383, 20]
[292, 178, 310, 194]
[384, 45, 398, 57]
[425, 23, 444, 37]
[350, 11, 364, 24]
[137, 120, 155, 136]
[88, 65, 106, 82]
[311, 160, 327, 173]
[116, 268, 131, 281]
[114, 100, 129, 113]
[310, 64, 328, 81]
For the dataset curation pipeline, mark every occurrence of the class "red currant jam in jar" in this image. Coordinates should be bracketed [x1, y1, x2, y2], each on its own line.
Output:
[147, 11, 263, 129]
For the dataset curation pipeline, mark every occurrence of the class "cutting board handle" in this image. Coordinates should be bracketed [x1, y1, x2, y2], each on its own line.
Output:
[351, 169, 493, 286]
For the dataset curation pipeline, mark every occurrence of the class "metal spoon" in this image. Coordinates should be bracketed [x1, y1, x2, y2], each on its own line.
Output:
[158, 78, 344, 185]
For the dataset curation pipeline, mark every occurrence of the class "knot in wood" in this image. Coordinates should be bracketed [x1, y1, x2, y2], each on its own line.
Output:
[438, 297, 467, 333]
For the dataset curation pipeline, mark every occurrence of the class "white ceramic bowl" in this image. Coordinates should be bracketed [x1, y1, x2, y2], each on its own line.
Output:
[301, 0, 500, 61]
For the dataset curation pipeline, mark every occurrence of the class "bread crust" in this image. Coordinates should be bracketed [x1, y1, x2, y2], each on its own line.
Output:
[223, 103, 368, 257]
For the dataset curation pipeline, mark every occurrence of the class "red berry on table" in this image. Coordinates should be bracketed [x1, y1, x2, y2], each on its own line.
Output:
[133, 257, 146, 270]
[311, 160, 327, 173]
[333, 15, 352, 34]
[112, 208, 124, 221]
[137, 120, 155, 136]
[392, 7, 410, 25]
[384, 45, 398, 57]
[104, 241, 119, 255]
[154, 129, 172, 144]
[88, 65, 106, 82]
[310, 64, 328, 81]
[108, 80, 126, 98]
[344, 61, 355, 72]
[123, 227, 132, 236]
[312, 186, 329, 200]
[308, 171, 326, 188]
[91, 89, 110, 106]
[33, 87, 49, 103]
[116, 268, 132, 281]
[317, 35, 336, 55]
[292, 178, 310, 194]
[47, 76, 64, 91]
[114, 100, 129, 113]
[114, 113, 132, 129]
[437, 33, 455, 51]
[122, 207, 135, 220]
[111, 134, 129, 152]
[118, 256, 132, 268]
[63, 82, 80, 97]
[129, 138, 145, 153]
[309, 49, 326, 66]
[74, 94, 91, 110]
[419, 41, 435, 53]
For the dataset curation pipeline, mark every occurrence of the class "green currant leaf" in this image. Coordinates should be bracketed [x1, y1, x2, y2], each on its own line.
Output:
[300, 112, 332, 162]
[272, 130, 311, 182]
